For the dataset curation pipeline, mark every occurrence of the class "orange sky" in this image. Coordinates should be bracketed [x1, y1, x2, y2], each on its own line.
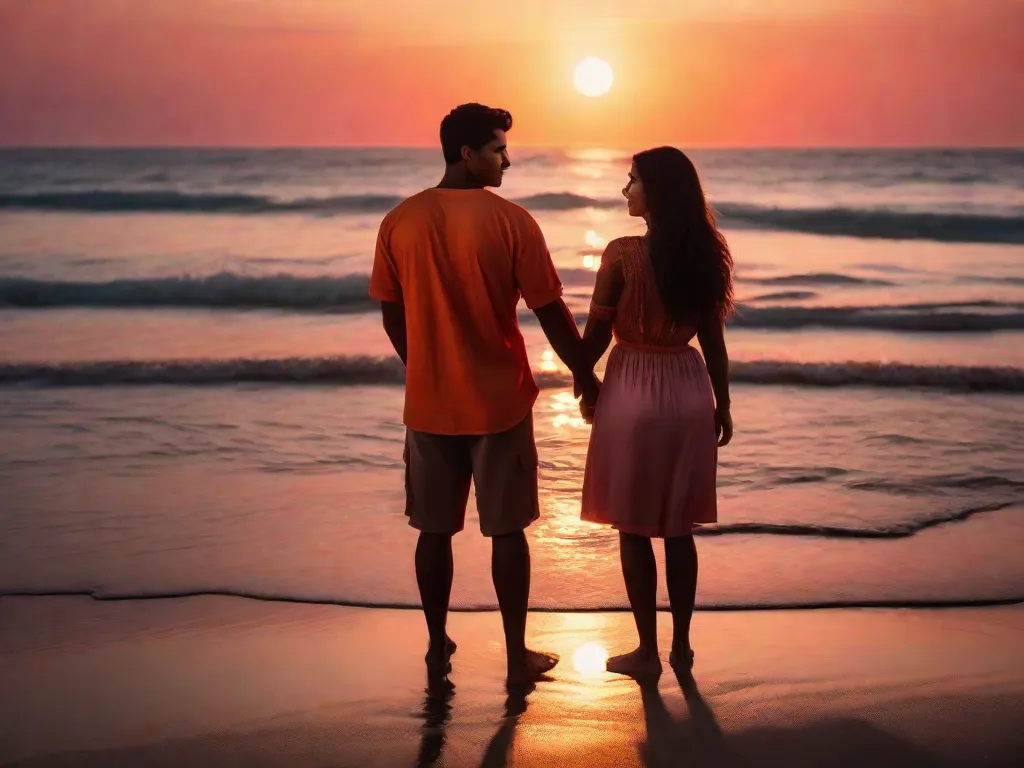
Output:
[1, 0, 1022, 147]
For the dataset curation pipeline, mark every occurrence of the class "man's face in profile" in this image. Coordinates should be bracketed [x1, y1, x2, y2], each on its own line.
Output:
[466, 129, 510, 187]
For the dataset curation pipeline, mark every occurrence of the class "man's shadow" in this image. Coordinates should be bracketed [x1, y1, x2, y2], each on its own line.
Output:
[637, 665, 731, 768]
[479, 683, 533, 768]
[415, 680, 533, 768]
[416, 678, 456, 767]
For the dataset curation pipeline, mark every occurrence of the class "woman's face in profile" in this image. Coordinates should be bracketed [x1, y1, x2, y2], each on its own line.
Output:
[623, 162, 647, 218]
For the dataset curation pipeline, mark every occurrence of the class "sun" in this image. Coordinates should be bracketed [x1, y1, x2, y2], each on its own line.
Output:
[573, 57, 613, 98]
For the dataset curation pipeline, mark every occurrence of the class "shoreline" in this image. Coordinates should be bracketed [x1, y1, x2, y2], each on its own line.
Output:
[2, 589, 1022, 612]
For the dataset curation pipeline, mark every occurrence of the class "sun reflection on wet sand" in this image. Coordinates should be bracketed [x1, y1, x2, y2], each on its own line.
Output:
[572, 641, 610, 677]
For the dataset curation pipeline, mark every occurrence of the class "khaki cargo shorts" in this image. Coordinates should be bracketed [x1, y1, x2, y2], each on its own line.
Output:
[403, 414, 540, 537]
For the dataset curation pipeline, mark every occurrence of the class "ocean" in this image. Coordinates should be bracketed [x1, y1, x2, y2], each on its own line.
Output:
[1, 147, 1022, 612]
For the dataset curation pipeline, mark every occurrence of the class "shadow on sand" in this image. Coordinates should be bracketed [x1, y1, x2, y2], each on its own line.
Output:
[415, 678, 534, 768]
[415, 678, 457, 767]
[478, 683, 533, 768]
[636, 665, 730, 768]
[414, 665, 952, 767]
[637, 664, 945, 768]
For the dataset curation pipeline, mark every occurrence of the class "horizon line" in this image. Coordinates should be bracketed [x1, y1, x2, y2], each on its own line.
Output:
[2, 143, 1022, 152]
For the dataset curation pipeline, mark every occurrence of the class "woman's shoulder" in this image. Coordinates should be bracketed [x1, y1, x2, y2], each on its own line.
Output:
[601, 236, 644, 277]
[601, 235, 642, 259]
[608, 234, 644, 248]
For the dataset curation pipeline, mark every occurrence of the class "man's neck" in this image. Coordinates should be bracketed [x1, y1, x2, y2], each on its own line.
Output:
[435, 167, 484, 190]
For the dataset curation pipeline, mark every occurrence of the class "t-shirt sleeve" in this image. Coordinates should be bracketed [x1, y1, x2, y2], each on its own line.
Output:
[514, 212, 563, 310]
[369, 220, 402, 303]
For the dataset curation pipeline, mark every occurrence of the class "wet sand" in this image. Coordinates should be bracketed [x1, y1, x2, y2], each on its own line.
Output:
[1, 596, 1022, 766]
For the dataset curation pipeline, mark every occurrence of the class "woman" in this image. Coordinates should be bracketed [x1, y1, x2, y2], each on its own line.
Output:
[580, 146, 734, 678]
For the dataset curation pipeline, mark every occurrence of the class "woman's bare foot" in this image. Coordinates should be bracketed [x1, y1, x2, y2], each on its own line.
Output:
[507, 649, 559, 685]
[606, 647, 662, 678]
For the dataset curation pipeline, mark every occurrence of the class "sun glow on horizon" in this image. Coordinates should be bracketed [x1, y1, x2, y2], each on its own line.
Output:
[573, 57, 614, 98]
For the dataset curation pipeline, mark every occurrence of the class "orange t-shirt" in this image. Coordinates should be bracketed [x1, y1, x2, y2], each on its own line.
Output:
[369, 188, 563, 435]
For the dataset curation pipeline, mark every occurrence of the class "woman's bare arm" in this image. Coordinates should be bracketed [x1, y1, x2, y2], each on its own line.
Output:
[697, 315, 733, 446]
[582, 241, 626, 366]
[697, 317, 729, 410]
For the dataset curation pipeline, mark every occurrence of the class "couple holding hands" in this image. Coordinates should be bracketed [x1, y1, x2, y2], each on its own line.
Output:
[370, 103, 733, 685]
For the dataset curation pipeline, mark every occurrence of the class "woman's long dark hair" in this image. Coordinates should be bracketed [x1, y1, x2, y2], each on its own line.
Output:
[633, 147, 734, 325]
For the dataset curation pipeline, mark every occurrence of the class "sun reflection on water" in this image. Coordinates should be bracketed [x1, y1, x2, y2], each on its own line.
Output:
[540, 349, 559, 372]
[527, 390, 619, 601]
[547, 391, 587, 427]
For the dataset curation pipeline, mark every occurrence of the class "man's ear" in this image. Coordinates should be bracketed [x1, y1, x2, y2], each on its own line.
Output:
[460, 145, 473, 163]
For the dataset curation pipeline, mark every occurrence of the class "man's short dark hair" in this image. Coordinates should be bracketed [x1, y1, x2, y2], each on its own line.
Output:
[439, 103, 513, 165]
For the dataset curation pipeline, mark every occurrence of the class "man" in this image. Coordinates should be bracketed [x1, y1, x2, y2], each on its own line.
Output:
[369, 103, 598, 685]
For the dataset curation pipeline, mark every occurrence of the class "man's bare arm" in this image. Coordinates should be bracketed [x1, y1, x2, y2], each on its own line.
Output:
[533, 298, 597, 397]
[380, 300, 408, 365]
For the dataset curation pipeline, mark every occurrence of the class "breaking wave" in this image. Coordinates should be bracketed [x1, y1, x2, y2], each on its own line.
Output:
[1, 356, 1020, 394]
[3, 189, 1022, 243]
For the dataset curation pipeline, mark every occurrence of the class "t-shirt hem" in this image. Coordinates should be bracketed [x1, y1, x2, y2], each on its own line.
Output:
[368, 287, 402, 303]
[404, 394, 538, 436]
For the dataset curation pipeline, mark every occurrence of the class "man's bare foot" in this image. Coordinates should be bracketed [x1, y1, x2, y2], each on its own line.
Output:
[668, 644, 694, 671]
[425, 650, 451, 679]
[606, 647, 662, 678]
[506, 649, 559, 685]
[426, 638, 456, 681]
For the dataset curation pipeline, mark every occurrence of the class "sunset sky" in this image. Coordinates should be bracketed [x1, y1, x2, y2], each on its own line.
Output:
[1, 0, 1022, 147]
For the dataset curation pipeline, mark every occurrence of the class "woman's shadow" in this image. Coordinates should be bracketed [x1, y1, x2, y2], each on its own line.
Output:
[637, 665, 732, 768]
[638, 666, 943, 768]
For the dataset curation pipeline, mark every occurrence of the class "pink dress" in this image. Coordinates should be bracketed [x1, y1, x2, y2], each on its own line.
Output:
[581, 236, 718, 537]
